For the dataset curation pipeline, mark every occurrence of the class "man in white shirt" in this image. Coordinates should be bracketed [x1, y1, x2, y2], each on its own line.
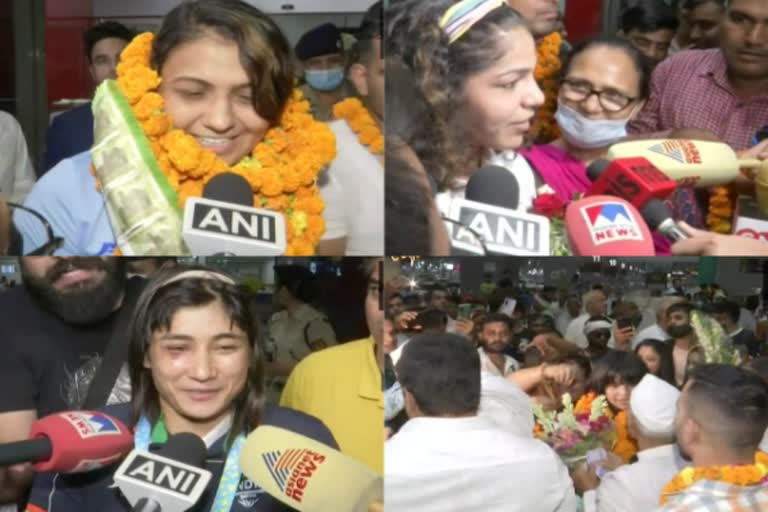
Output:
[477, 313, 520, 377]
[0, 112, 35, 204]
[319, 2, 383, 255]
[633, 296, 686, 349]
[565, 289, 608, 349]
[577, 374, 688, 512]
[556, 294, 581, 335]
[386, 333, 577, 512]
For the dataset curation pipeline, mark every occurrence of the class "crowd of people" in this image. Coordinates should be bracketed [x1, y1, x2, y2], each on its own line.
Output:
[0, 256, 383, 512]
[384, 263, 768, 510]
[1, 0, 383, 257]
[386, 0, 768, 256]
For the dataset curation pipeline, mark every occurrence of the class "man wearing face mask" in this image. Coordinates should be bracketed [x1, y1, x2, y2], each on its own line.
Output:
[295, 23, 353, 122]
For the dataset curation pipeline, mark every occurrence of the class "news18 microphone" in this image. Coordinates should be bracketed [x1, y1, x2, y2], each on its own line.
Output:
[444, 166, 551, 255]
[0, 411, 132, 472]
[585, 157, 677, 208]
[182, 173, 286, 255]
[114, 433, 212, 512]
[239, 425, 383, 512]
[564, 195, 655, 255]
[606, 140, 763, 187]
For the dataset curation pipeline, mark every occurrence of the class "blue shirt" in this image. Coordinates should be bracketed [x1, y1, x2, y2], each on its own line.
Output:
[44, 103, 94, 175]
[17, 150, 117, 255]
[28, 403, 338, 512]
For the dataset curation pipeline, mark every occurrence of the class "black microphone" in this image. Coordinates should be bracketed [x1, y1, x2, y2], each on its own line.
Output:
[465, 165, 520, 209]
[640, 199, 689, 242]
[203, 173, 254, 206]
[182, 172, 286, 255]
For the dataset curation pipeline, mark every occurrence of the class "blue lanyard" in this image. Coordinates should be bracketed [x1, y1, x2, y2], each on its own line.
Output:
[135, 416, 245, 512]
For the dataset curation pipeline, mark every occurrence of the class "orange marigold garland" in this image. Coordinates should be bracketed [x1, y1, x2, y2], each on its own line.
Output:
[113, 32, 335, 255]
[707, 185, 736, 234]
[659, 462, 768, 505]
[531, 32, 562, 144]
[333, 98, 384, 155]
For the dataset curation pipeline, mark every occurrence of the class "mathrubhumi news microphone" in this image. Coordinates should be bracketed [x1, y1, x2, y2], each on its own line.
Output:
[445, 165, 550, 256]
[239, 425, 383, 512]
[0, 411, 133, 472]
[114, 432, 212, 512]
[564, 195, 655, 256]
[182, 172, 286, 255]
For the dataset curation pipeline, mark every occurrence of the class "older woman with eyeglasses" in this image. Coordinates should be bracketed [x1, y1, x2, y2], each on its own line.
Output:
[520, 35, 651, 209]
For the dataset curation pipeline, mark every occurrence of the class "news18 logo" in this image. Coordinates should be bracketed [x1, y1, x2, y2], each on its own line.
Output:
[262, 449, 326, 503]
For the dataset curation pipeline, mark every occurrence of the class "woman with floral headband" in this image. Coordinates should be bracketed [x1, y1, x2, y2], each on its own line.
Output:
[26, 266, 338, 511]
[387, 0, 546, 218]
[17, 0, 336, 256]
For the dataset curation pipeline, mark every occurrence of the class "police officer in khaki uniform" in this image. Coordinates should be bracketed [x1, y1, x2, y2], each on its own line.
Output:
[295, 23, 354, 122]
[266, 264, 336, 402]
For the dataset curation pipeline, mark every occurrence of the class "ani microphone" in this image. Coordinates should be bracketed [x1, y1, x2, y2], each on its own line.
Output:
[114, 433, 212, 512]
[444, 166, 550, 255]
[0, 411, 133, 473]
[564, 195, 655, 255]
[182, 172, 286, 255]
[239, 425, 382, 512]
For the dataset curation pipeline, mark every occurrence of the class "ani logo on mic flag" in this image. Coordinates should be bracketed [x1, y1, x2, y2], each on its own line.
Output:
[581, 202, 643, 246]
[62, 412, 122, 438]
[262, 448, 326, 504]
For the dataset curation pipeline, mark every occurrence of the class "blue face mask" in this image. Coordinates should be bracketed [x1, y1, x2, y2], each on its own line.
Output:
[554, 101, 633, 149]
[304, 67, 345, 92]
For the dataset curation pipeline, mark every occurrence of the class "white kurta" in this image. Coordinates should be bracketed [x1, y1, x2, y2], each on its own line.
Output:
[591, 444, 688, 512]
[385, 416, 577, 512]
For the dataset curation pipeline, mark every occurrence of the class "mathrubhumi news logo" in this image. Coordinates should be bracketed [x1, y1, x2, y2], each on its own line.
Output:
[262, 449, 326, 503]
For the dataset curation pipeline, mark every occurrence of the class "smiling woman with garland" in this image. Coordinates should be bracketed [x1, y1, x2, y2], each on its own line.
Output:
[25, 266, 339, 512]
[17, 0, 336, 256]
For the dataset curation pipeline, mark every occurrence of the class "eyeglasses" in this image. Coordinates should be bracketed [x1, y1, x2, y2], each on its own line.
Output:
[590, 330, 612, 339]
[561, 78, 636, 113]
[7, 202, 64, 255]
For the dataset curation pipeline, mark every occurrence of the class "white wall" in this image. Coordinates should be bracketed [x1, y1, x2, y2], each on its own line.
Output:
[92, 0, 375, 17]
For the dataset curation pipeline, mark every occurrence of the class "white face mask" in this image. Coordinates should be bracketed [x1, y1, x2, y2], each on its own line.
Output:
[554, 101, 635, 149]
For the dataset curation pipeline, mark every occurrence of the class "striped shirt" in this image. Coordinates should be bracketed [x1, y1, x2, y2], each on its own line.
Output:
[657, 480, 768, 511]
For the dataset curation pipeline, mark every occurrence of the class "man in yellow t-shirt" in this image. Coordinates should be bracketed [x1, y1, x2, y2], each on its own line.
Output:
[281, 259, 383, 474]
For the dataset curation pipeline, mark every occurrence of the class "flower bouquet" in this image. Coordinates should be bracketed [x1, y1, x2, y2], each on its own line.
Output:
[532, 185, 570, 256]
[533, 393, 616, 469]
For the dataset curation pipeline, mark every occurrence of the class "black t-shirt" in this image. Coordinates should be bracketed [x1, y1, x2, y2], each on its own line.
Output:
[0, 277, 144, 417]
